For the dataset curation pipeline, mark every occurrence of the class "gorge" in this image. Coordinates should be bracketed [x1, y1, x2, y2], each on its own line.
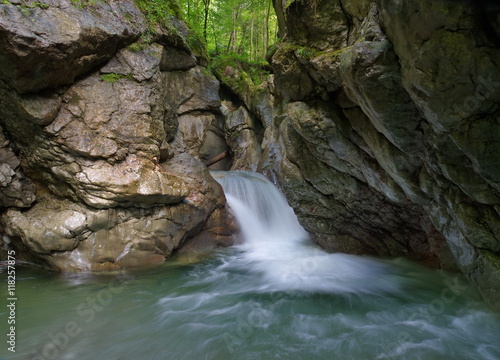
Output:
[2, 170, 500, 359]
[0, 0, 500, 354]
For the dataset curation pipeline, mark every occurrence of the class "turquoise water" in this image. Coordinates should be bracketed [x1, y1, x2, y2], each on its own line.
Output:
[2, 170, 500, 360]
[1, 252, 500, 360]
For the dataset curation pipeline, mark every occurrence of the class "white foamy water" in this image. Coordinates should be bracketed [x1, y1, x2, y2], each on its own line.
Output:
[212, 170, 399, 295]
[3, 171, 500, 360]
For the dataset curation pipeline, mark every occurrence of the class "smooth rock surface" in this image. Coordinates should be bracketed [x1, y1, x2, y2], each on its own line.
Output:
[0, 0, 146, 93]
[218, 0, 500, 310]
[0, 0, 233, 271]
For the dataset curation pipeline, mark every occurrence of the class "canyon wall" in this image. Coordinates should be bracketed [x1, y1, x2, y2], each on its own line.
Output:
[0, 0, 234, 271]
[0, 0, 499, 310]
[218, 0, 500, 310]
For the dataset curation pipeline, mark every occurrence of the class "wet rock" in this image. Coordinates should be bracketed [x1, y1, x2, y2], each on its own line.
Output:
[223, 102, 263, 172]
[1, 153, 228, 272]
[256, 0, 500, 308]
[0, 125, 35, 208]
[177, 206, 239, 254]
[0, 0, 234, 271]
[0, 0, 146, 93]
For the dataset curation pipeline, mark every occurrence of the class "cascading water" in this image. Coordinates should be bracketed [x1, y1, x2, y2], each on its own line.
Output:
[211, 171, 308, 244]
[2, 171, 500, 360]
[211, 170, 399, 294]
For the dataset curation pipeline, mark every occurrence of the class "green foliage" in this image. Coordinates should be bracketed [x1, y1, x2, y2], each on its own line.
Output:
[1, 1, 50, 10]
[178, 0, 278, 62]
[187, 30, 206, 53]
[272, 42, 322, 62]
[141, 29, 155, 44]
[134, 0, 182, 26]
[211, 53, 271, 95]
[296, 46, 315, 58]
[127, 41, 148, 52]
[99, 73, 134, 83]
[71, 0, 99, 9]
[134, 0, 185, 47]
[29, 1, 49, 8]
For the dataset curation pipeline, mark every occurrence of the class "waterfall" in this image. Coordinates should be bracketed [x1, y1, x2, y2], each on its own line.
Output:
[211, 171, 308, 245]
[211, 171, 399, 295]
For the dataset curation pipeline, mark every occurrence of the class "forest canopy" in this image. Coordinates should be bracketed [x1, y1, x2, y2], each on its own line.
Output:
[178, 0, 278, 61]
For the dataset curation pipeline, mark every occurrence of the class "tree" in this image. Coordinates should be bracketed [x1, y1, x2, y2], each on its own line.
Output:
[178, 0, 278, 61]
[272, 0, 286, 39]
[201, 0, 211, 42]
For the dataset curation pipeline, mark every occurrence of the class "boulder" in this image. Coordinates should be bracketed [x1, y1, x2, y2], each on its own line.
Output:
[0, 0, 146, 93]
[0, 0, 234, 271]
[261, 0, 500, 309]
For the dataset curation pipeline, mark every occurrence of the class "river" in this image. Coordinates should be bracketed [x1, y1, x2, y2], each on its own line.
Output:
[1, 171, 500, 360]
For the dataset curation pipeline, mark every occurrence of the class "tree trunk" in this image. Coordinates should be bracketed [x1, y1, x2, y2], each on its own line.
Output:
[231, 7, 238, 53]
[250, 13, 254, 60]
[272, 0, 287, 39]
[263, 0, 271, 56]
[202, 0, 211, 42]
[205, 151, 229, 167]
[227, 7, 238, 53]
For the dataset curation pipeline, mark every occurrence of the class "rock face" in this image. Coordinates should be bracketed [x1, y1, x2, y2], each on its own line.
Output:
[217, 0, 500, 310]
[0, 0, 146, 94]
[0, 0, 233, 271]
[1, 0, 499, 311]
[0, 125, 35, 208]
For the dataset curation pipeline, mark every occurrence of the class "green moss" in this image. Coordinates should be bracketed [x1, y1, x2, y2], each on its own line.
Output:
[99, 73, 134, 83]
[127, 41, 147, 53]
[323, 46, 352, 60]
[265, 43, 278, 62]
[296, 46, 316, 58]
[123, 11, 133, 21]
[272, 42, 299, 63]
[200, 66, 214, 79]
[29, 1, 49, 8]
[0, 0, 49, 10]
[71, 0, 99, 9]
[187, 31, 207, 59]
[68, 93, 83, 105]
[210, 54, 271, 97]
[133, 0, 182, 26]
[2, 0, 50, 10]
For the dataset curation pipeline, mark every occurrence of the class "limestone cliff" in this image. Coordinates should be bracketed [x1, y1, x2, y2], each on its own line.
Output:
[217, 0, 500, 310]
[0, 0, 234, 270]
[1, 0, 499, 312]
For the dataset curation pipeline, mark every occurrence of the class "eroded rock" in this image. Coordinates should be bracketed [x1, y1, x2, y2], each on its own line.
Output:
[0, 125, 35, 208]
[0, 0, 147, 93]
[261, 0, 500, 309]
[0, 0, 234, 271]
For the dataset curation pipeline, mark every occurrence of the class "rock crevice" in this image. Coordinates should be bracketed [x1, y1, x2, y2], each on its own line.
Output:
[216, 0, 500, 310]
[0, 0, 234, 271]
